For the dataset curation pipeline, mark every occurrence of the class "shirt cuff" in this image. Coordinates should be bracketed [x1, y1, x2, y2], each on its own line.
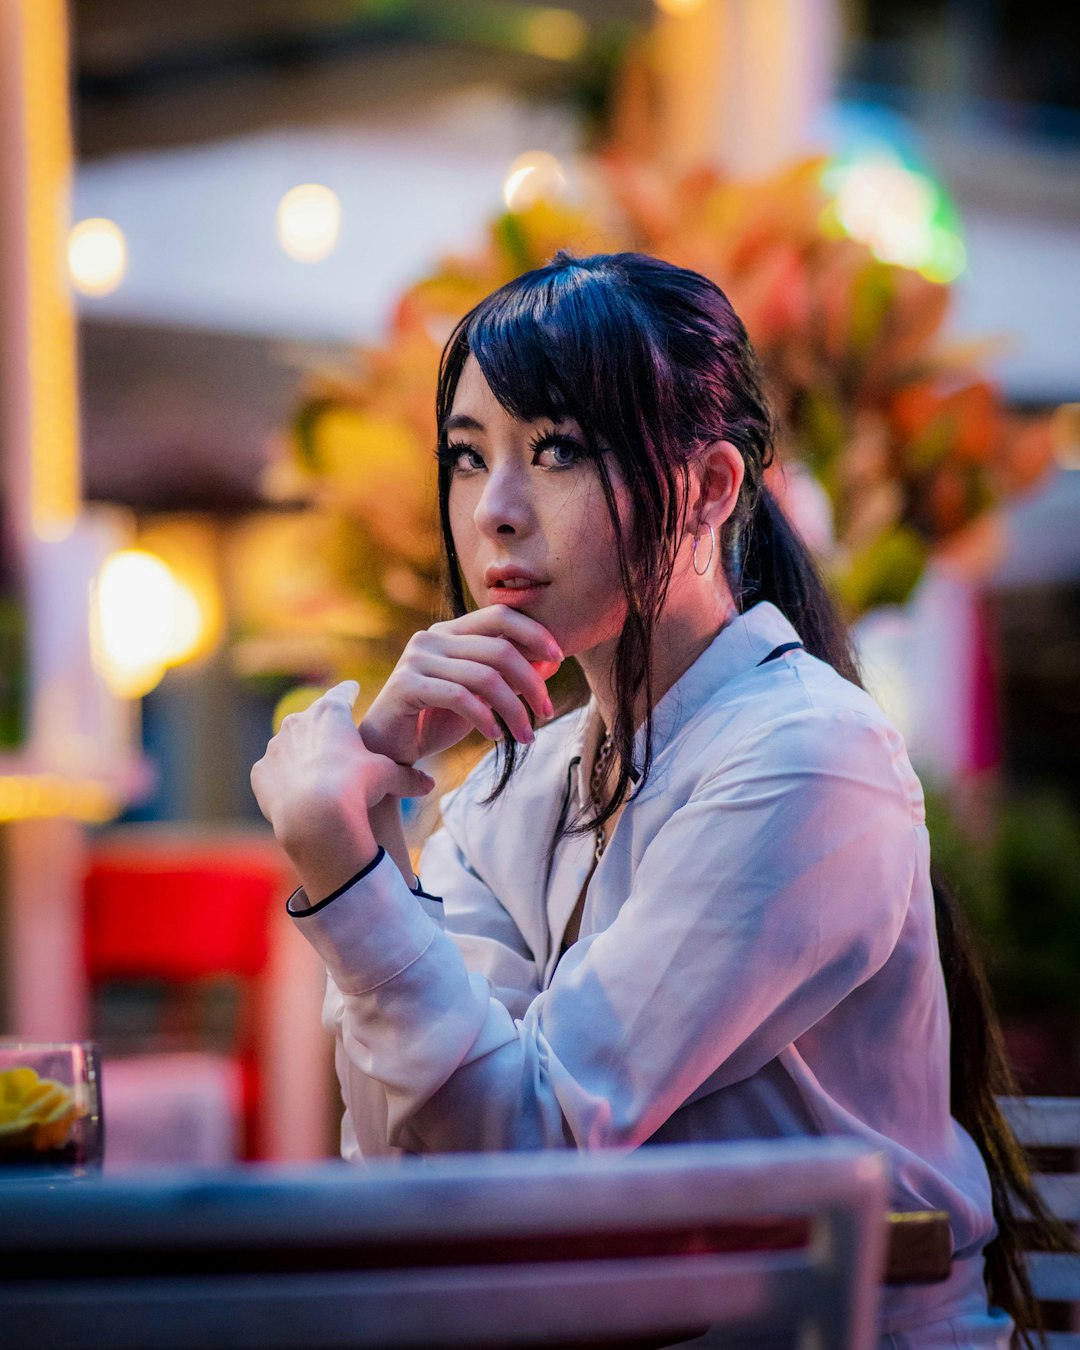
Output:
[409, 874, 444, 926]
[286, 847, 385, 916]
[285, 847, 441, 995]
[410, 875, 442, 904]
[286, 851, 444, 915]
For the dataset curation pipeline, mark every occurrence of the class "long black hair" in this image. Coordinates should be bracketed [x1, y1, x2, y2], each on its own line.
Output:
[435, 251, 857, 834]
[434, 251, 1065, 1342]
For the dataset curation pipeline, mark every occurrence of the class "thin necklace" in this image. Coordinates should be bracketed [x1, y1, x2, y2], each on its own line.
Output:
[589, 729, 617, 862]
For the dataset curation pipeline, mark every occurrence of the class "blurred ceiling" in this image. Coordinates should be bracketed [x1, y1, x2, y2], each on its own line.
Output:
[71, 2, 654, 511]
[72, 0, 652, 158]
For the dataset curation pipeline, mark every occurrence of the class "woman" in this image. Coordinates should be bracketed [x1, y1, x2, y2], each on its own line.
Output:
[252, 252, 1053, 1347]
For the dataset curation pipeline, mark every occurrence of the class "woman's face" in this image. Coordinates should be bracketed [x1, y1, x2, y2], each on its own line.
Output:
[444, 355, 631, 659]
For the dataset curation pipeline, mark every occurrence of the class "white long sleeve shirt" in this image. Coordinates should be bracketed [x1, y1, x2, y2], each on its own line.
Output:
[289, 601, 999, 1336]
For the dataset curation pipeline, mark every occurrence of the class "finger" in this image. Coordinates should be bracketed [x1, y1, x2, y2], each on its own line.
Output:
[423, 635, 555, 720]
[382, 762, 436, 799]
[417, 656, 537, 742]
[409, 674, 508, 742]
[435, 607, 562, 664]
[529, 657, 562, 683]
[324, 679, 361, 708]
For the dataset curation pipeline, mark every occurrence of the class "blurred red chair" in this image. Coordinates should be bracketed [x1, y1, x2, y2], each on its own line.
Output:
[83, 831, 296, 1162]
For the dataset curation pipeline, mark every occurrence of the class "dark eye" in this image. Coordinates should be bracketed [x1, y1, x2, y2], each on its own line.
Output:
[437, 441, 484, 473]
[529, 431, 586, 470]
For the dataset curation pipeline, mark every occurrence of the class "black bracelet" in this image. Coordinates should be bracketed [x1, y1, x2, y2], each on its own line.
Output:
[286, 846, 386, 917]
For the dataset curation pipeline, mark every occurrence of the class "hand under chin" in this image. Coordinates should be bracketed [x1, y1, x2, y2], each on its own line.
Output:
[529, 657, 563, 682]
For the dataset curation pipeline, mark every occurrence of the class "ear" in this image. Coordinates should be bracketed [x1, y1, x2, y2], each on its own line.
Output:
[693, 441, 744, 532]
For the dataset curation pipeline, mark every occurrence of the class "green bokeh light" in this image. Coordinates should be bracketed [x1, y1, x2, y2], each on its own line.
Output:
[822, 151, 966, 284]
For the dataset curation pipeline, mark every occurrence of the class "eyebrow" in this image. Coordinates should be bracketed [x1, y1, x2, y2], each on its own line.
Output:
[442, 414, 485, 435]
[440, 411, 578, 437]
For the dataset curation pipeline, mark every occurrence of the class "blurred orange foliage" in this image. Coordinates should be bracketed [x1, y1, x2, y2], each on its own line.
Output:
[251, 152, 1053, 690]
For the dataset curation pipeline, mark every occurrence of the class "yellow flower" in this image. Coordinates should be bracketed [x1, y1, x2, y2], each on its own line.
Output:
[0, 1065, 78, 1153]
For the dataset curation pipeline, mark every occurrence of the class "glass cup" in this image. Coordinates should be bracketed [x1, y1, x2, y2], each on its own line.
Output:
[0, 1040, 103, 1172]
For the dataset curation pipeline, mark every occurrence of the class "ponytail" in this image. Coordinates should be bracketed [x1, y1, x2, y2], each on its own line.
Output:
[737, 486, 863, 688]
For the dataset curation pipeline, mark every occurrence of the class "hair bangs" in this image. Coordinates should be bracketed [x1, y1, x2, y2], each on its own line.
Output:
[463, 287, 570, 427]
[461, 262, 668, 462]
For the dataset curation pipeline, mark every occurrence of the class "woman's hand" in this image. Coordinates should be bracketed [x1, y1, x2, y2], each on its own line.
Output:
[360, 605, 563, 766]
[251, 680, 434, 901]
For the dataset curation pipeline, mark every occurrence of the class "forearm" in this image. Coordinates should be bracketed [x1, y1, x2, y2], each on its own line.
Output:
[285, 809, 380, 906]
[296, 858, 565, 1153]
[368, 795, 418, 890]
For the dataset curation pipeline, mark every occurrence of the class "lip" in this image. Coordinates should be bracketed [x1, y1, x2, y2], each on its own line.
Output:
[485, 582, 550, 607]
[484, 564, 549, 588]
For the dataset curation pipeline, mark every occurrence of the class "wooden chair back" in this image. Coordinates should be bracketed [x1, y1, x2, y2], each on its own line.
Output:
[999, 1095, 1080, 1347]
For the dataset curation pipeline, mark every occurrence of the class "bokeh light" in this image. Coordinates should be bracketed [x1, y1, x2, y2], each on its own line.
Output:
[276, 183, 342, 263]
[0, 774, 116, 824]
[502, 151, 567, 211]
[67, 217, 127, 296]
[653, 0, 706, 16]
[90, 549, 207, 699]
[521, 8, 588, 61]
[824, 151, 966, 283]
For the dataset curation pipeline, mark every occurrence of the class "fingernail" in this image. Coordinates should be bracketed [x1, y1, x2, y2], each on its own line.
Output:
[543, 697, 555, 719]
[547, 645, 563, 662]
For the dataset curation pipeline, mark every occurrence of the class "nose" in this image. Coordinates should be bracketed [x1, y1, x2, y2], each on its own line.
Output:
[473, 462, 533, 538]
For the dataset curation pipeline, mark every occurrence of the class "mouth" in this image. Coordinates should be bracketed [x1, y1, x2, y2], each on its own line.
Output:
[486, 580, 550, 605]
[491, 578, 544, 591]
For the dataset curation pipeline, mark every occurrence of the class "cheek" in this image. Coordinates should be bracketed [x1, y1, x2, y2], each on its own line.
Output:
[447, 489, 480, 577]
[557, 476, 618, 544]
[549, 481, 628, 616]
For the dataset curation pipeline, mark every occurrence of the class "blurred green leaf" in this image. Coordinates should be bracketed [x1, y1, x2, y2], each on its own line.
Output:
[905, 417, 954, 474]
[836, 526, 926, 614]
[850, 261, 895, 355]
[293, 397, 339, 471]
[798, 386, 847, 480]
[493, 212, 534, 275]
[927, 789, 1080, 1019]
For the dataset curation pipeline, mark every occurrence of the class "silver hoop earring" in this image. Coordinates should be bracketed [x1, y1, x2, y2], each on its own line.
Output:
[691, 524, 715, 576]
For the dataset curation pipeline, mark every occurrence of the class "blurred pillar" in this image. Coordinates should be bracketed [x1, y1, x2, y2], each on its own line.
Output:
[0, 0, 87, 1038]
[653, 0, 840, 175]
[3, 819, 87, 1039]
[0, 0, 80, 551]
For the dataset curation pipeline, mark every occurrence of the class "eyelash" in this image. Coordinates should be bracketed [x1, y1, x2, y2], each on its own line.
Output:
[435, 431, 587, 473]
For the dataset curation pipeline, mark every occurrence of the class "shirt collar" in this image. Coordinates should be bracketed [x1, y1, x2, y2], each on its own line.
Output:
[567, 601, 803, 804]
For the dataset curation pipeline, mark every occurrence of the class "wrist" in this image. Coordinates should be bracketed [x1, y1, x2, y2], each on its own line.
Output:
[293, 840, 381, 906]
[288, 846, 386, 915]
[283, 804, 379, 905]
[366, 795, 419, 889]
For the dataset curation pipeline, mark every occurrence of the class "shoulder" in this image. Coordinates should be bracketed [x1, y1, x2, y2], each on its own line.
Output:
[688, 655, 923, 819]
